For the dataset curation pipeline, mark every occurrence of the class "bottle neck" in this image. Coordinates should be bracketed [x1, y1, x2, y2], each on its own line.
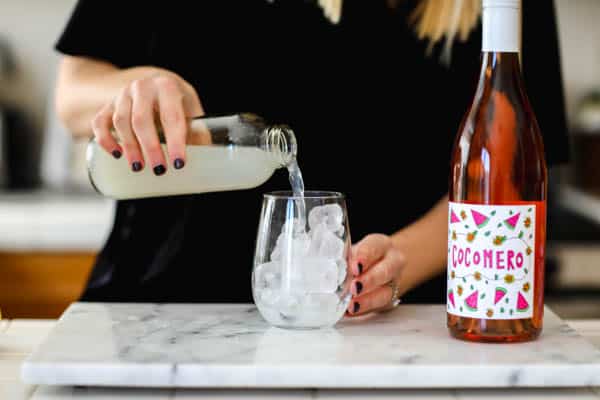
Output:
[482, 4, 521, 53]
[478, 52, 522, 93]
[261, 125, 297, 167]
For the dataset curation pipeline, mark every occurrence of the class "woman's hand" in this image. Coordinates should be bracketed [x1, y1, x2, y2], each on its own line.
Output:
[91, 72, 203, 174]
[347, 234, 405, 316]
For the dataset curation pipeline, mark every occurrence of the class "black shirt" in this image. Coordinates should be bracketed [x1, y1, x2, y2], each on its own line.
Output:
[56, 0, 568, 303]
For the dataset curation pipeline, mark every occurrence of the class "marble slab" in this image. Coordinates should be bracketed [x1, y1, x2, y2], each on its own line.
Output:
[21, 303, 600, 388]
[27, 387, 600, 400]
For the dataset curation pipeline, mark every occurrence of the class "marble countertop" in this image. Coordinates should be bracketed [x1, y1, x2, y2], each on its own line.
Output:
[2, 310, 600, 399]
[0, 190, 114, 251]
[20, 303, 600, 390]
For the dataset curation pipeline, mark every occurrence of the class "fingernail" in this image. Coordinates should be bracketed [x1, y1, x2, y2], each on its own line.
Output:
[174, 158, 185, 170]
[153, 165, 166, 176]
[112, 150, 122, 159]
[357, 263, 363, 275]
[355, 281, 363, 295]
[353, 302, 360, 314]
[132, 161, 142, 172]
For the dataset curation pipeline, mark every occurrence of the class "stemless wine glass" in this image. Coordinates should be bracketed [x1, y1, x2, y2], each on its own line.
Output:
[252, 191, 352, 329]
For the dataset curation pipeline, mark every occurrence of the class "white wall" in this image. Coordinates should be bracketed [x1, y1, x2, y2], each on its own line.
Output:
[555, 0, 600, 124]
[0, 0, 77, 134]
[0, 0, 598, 134]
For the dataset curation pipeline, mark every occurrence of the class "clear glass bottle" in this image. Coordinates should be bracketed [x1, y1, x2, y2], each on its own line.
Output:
[447, 0, 547, 342]
[86, 113, 297, 199]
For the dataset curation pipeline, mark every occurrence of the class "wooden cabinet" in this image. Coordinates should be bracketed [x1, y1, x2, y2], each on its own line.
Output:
[0, 191, 114, 318]
[0, 252, 95, 318]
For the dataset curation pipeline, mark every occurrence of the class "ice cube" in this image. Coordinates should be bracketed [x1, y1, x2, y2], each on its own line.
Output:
[282, 217, 306, 236]
[308, 224, 345, 260]
[307, 223, 326, 256]
[291, 256, 339, 293]
[259, 287, 280, 306]
[270, 246, 281, 262]
[297, 293, 344, 327]
[303, 293, 340, 313]
[319, 231, 345, 260]
[278, 291, 302, 320]
[264, 271, 278, 286]
[254, 261, 281, 290]
[271, 231, 310, 262]
[308, 204, 344, 234]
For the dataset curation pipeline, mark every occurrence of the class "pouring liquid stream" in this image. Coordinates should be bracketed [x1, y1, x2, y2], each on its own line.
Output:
[280, 158, 306, 293]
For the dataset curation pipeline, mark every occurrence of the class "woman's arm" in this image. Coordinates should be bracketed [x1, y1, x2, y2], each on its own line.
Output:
[347, 196, 448, 315]
[55, 56, 203, 172]
[56, 56, 163, 137]
[391, 195, 448, 297]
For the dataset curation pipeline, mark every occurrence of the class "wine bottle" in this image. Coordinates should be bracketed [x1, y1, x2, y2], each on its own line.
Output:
[447, 0, 547, 342]
[86, 113, 297, 199]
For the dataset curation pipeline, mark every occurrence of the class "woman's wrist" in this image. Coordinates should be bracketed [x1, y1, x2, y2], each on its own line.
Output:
[390, 197, 449, 298]
[57, 58, 194, 137]
[389, 232, 416, 297]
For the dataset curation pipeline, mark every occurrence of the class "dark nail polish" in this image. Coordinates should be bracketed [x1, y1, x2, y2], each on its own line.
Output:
[353, 302, 360, 314]
[131, 161, 142, 172]
[112, 150, 122, 159]
[153, 164, 166, 176]
[355, 281, 363, 295]
[357, 263, 363, 275]
[174, 158, 185, 170]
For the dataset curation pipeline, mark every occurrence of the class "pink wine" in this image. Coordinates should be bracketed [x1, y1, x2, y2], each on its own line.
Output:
[447, 0, 547, 342]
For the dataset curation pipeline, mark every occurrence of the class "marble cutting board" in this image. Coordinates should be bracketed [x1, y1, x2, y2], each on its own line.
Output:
[21, 303, 600, 388]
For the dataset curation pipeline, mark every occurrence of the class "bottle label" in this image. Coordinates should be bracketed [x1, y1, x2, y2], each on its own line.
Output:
[447, 202, 535, 319]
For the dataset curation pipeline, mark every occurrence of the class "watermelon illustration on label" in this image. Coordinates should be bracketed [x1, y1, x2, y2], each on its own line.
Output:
[504, 213, 521, 230]
[450, 210, 460, 224]
[448, 289, 455, 308]
[447, 203, 535, 320]
[471, 209, 490, 228]
[516, 292, 529, 312]
[464, 290, 478, 311]
[494, 287, 507, 305]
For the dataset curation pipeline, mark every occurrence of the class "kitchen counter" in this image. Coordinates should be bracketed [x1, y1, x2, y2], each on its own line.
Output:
[0, 190, 114, 251]
[2, 304, 600, 399]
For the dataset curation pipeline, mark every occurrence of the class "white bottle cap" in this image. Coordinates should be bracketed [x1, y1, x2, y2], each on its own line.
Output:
[483, 0, 520, 8]
[482, 0, 521, 52]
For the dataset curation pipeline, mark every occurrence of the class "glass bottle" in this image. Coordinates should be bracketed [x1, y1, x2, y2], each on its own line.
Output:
[86, 113, 297, 199]
[447, 0, 547, 342]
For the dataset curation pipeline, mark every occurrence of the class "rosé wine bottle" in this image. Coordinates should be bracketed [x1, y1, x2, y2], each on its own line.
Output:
[447, 0, 547, 342]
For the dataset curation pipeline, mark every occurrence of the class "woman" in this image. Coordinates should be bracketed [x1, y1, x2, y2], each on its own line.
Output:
[55, 0, 567, 315]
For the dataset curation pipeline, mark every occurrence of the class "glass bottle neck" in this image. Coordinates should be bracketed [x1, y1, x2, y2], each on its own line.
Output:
[156, 113, 297, 168]
[477, 52, 523, 96]
[261, 124, 297, 167]
[479, 2, 523, 96]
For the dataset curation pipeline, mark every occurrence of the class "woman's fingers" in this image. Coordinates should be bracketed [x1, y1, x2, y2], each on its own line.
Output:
[352, 234, 391, 276]
[94, 72, 203, 172]
[112, 89, 144, 172]
[351, 248, 404, 296]
[156, 76, 187, 169]
[347, 284, 394, 316]
[130, 79, 168, 175]
[347, 234, 405, 316]
[181, 80, 205, 118]
[91, 102, 122, 158]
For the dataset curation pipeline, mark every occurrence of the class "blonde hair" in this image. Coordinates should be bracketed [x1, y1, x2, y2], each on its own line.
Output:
[318, 0, 482, 64]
